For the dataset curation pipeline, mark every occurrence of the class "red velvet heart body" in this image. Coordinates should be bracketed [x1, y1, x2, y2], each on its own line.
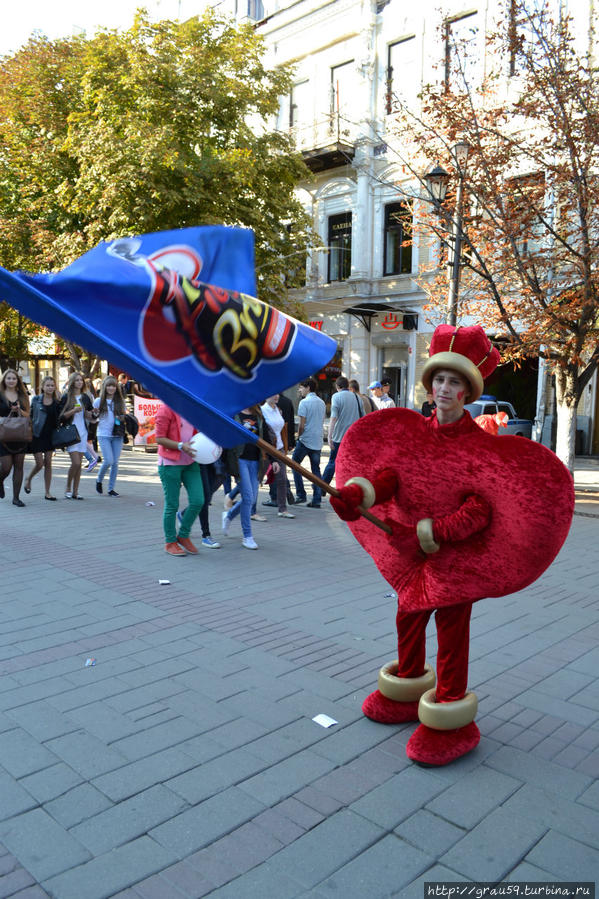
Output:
[336, 409, 574, 613]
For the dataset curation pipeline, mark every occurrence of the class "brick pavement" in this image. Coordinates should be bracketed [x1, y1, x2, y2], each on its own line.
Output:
[0, 449, 597, 898]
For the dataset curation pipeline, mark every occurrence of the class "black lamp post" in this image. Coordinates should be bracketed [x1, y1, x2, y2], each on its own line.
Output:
[424, 141, 470, 326]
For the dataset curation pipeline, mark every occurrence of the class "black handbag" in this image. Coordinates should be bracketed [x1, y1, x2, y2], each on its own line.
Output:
[51, 422, 80, 449]
[112, 417, 126, 437]
[125, 413, 139, 438]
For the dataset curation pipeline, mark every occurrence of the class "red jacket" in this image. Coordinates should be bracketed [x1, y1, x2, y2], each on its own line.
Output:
[155, 404, 197, 462]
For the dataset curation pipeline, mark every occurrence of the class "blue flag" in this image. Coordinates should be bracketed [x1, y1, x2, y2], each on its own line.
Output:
[0, 226, 337, 446]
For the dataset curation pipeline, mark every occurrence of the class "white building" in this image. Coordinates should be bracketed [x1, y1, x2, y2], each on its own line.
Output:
[250, 0, 598, 450]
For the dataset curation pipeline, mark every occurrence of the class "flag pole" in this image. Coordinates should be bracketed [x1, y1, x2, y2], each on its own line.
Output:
[256, 438, 392, 534]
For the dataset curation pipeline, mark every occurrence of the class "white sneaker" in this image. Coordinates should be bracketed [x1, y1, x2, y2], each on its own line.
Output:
[222, 511, 231, 535]
[242, 537, 258, 550]
[277, 511, 295, 518]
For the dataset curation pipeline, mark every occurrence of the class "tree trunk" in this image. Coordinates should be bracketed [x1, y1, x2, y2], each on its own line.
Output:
[554, 367, 579, 474]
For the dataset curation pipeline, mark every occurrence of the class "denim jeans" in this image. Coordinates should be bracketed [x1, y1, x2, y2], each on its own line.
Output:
[321, 440, 339, 486]
[292, 440, 322, 504]
[228, 458, 259, 538]
[97, 436, 124, 491]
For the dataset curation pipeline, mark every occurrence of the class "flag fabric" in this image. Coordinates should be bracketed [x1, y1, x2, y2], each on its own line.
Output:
[0, 226, 337, 446]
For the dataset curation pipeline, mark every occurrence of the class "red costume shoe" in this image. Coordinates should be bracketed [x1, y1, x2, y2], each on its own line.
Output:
[362, 660, 435, 724]
[406, 722, 480, 766]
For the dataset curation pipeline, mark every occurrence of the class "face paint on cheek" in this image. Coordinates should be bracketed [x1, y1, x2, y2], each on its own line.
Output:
[457, 390, 465, 401]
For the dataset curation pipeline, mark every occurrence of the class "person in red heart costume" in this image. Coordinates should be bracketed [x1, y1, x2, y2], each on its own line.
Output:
[331, 325, 574, 766]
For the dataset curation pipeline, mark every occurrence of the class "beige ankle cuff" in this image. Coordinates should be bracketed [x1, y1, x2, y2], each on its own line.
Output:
[377, 661, 436, 702]
[417, 689, 478, 730]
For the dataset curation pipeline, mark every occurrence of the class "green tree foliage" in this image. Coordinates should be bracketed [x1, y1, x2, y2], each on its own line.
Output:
[0, 11, 313, 368]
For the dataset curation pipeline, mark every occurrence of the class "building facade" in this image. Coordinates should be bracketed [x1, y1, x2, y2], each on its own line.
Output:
[250, 0, 598, 449]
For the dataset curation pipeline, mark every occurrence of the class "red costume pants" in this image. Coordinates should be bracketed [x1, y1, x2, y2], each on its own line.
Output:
[395, 602, 472, 703]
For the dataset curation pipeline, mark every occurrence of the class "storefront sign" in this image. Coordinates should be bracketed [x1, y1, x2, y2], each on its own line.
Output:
[309, 320, 323, 330]
[380, 312, 402, 330]
[133, 396, 164, 446]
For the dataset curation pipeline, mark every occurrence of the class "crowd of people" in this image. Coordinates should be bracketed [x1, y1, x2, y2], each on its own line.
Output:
[0, 366, 432, 553]
[0, 369, 134, 505]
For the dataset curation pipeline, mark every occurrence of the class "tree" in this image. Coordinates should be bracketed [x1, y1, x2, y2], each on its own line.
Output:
[0, 11, 313, 372]
[388, 0, 599, 471]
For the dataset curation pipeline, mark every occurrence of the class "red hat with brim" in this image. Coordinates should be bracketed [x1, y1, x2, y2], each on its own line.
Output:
[421, 325, 501, 402]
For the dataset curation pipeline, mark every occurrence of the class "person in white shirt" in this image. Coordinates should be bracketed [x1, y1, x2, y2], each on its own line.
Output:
[261, 396, 295, 519]
[369, 380, 395, 410]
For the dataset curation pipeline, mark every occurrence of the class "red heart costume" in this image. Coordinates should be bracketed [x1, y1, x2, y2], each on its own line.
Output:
[332, 325, 574, 766]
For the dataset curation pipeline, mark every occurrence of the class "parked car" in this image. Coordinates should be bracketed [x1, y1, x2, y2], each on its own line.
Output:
[464, 395, 533, 438]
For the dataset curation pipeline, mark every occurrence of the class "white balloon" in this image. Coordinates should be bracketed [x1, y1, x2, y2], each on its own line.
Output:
[189, 432, 222, 464]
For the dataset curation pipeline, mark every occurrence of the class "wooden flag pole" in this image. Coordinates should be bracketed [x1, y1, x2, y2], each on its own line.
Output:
[256, 438, 392, 535]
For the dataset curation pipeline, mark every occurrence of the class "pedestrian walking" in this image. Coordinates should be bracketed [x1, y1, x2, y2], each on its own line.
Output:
[155, 403, 204, 556]
[292, 377, 326, 507]
[24, 375, 60, 501]
[59, 371, 94, 500]
[93, 376, 125, 496]
[222, 406, 266, 550]
[261, 395, 295, 519]
[349, 379, 374, 414]
[0, 368, 31, 507]
[322, 375, 361, 485]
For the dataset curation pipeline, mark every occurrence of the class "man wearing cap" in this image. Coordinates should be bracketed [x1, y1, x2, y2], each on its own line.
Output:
[330, 326, 510, 765]
[380, 377, 396, 407]
[369, 380, 394, 410]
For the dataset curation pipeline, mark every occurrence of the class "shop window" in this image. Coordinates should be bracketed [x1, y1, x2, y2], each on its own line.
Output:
[328, 212, 352, 282]
[386, 36, 417, 115]
[383, 202, 412, 275]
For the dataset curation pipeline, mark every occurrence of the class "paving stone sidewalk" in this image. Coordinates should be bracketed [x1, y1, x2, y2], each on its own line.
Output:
[0, 450, 597, 899]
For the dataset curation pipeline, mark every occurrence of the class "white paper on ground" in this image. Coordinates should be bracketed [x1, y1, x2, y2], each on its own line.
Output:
[312, 714, 338, 728]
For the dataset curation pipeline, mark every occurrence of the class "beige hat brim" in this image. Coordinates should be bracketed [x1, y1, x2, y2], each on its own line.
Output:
[421, 352, 484, 402]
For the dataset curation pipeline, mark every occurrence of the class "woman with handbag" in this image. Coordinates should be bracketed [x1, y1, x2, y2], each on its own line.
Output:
[0, 369, 31, 507]
[58, 371, 94, 500]
[92, 376, 125, 497]
[23, 375, 60, 501]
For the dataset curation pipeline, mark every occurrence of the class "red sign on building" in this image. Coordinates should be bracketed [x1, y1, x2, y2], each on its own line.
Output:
[381, 312, 402, 330]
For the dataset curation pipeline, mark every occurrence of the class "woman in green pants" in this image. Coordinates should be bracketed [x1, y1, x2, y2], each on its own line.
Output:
[155, 403, 204, 556]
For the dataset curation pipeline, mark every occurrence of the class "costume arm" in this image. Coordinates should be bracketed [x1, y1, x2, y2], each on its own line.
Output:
[416, 494, 492, 554]
[330, 469, 398, 521]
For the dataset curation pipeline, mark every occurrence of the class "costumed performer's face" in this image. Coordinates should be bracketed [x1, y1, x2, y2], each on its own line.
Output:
[431, 368, 470, 423]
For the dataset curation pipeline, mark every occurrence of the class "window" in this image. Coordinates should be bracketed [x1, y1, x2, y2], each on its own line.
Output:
[328, 213, 352, 282]
[289, 80, 310, 134]
[247, 0, 264, 19]
[330, 61, 355, 133]
[507, 173, 545, 257]
[386, 36, 417, 114]
[383, 203, 412, 275]
[445, 11, 480, 92]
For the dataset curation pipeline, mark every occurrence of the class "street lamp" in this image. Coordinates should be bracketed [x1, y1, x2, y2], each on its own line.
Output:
[424, 141, 471, 326]
[424, 164, 450, 205]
